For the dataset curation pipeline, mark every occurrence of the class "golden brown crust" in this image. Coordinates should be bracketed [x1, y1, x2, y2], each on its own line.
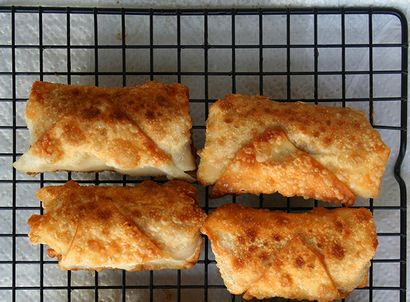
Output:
[198, 94, 390, 203]
[29, 180, 207, 271]
[243, 236, 340, 301]
[14, 81, 196, 180]
[211, 128, 356, 205]
[201, 204, 377, 301]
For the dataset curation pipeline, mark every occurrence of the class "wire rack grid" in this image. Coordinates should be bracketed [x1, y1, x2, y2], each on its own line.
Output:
[0, 6, 407, 302]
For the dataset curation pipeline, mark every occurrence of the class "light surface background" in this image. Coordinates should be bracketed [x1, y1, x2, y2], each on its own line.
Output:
[0, 0, 408, 301]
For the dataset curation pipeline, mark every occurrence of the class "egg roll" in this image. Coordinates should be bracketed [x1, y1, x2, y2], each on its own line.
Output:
[28, 180, 206, 271]
[14, 81, 195, 180]
[197, 94, 390, 205]
[201, 204, 378, 301]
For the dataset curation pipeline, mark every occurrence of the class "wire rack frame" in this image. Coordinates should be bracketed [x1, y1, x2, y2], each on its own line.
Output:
[0, 6, 407, 302]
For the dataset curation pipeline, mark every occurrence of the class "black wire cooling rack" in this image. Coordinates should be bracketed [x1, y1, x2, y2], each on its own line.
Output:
[0, 6, 407, 302]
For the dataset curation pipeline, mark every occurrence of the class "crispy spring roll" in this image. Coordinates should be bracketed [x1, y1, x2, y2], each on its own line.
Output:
[202, 204, 378, 302]
[28, 180, 206, 271]
[197, 94, 390, 205]
[14, 81, 195, 180]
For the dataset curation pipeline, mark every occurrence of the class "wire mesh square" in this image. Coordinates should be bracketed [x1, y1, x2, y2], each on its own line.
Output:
[0, 6, 407, 302]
